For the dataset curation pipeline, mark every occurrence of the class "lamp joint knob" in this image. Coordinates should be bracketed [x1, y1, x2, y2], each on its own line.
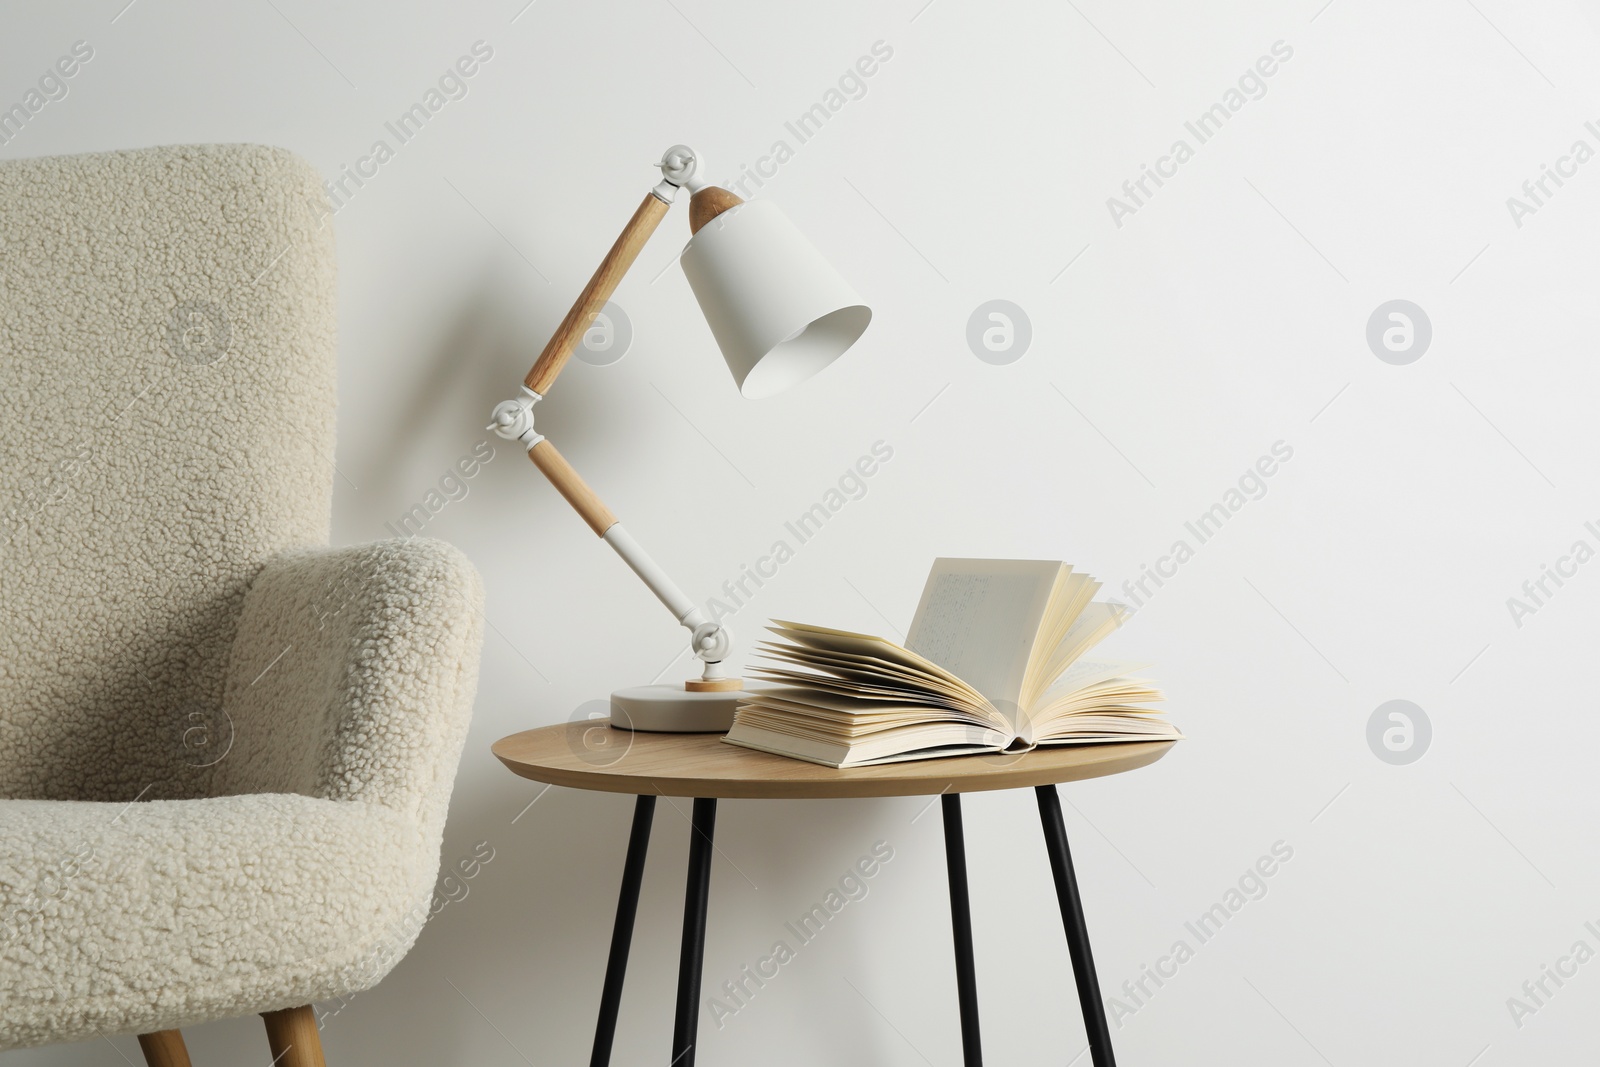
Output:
[487, 387, 544, 450]
[655, 143, 712, 201]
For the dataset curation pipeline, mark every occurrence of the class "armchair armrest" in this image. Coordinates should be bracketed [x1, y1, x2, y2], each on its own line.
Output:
[216, 539, 484, 838]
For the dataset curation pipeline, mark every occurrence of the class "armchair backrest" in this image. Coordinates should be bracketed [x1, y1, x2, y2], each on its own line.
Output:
[0, 144, 337, 801]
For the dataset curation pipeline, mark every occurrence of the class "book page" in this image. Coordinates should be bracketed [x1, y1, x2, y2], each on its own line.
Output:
[905, 558, 1066, 715]
[1027, 600, 1123, 703]
[1020, 571, 1099, 709]
[1038, 658, 1150, 702]
[763, 622, 990, 706]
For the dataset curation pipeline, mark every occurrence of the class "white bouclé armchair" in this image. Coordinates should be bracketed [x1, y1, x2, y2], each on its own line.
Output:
[0, 144, 485, 1064]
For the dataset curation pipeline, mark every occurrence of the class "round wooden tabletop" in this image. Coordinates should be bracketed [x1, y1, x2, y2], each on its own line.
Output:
[492, 723, 1176, 800]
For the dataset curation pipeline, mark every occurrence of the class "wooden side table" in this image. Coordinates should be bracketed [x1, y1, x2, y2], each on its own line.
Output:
[494, 723, 1175, 1067]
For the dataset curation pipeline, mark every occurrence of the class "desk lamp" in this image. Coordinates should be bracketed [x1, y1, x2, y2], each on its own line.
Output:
[489, 145, 871, 732]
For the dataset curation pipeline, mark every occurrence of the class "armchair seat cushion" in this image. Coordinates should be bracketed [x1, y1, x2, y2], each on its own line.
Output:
[0, 793, 433, 1049]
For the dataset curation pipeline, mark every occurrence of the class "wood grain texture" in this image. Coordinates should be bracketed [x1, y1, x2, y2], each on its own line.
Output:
[529, 439, 617, 535]
[689, 186, 744, 234]
[525, 191, 671, 395]
[137, 1031, 192, 1067]
[492, 723, 1175, 799]
[684, 677, 743, 692]
[261, 1005, 327, 1067]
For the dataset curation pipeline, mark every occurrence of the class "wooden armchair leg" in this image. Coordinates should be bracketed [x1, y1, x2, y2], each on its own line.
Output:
[136, 1030, 192, 1067]
[262, 1005, 328, 1067]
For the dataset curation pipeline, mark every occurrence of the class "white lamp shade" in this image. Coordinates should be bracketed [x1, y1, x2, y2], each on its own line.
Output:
[680, 200, 871, 399]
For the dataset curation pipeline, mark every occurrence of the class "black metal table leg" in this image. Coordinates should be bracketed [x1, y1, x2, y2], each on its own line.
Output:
[591, 794, 657, 1067]
[1036, 785, 1116, 1067]
[671, 797, 717, 1067]
[941, 793, 983, 1067]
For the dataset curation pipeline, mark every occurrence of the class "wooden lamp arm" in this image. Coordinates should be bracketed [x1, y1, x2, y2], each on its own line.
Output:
[524, 425, 734, 683]
[523, 191, 671, 396]
[512, 184, 670, 544]
[500, 182, 679, 539]
[527, 438, 615, 536]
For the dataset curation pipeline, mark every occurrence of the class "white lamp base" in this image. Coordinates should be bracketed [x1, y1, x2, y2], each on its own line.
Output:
[610, 684, 741, 733]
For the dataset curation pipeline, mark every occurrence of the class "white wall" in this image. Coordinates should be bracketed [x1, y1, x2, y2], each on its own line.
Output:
[7, 0, 1600, 1062]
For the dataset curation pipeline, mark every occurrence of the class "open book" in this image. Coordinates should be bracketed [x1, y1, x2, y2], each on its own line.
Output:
[722, 558, 1181, 768]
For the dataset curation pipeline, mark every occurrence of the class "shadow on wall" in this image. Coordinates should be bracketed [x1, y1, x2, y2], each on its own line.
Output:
[326, 784, 906, 1064]
[323, 786, 654, 1064]
[362, 251, 605, 511]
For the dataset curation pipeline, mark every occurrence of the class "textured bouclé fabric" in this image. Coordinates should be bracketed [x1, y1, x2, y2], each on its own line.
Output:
[0, 145, 485, 1049]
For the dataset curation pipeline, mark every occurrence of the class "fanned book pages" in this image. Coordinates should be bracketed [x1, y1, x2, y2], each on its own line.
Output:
[723, 558, 1182, 768]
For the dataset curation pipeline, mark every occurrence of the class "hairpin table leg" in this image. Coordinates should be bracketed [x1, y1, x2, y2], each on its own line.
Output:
[671, 797, 718, 1067]
[942, 793, 984, 1066]
[1036, 785, 1117, 1066]
[590, 794, 656, 1067]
